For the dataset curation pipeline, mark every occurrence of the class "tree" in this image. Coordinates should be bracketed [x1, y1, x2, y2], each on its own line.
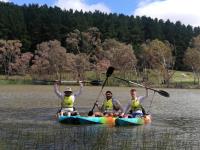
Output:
[102, 39, 137, 77]
[66, 29, 81, 54]
[69, 53, 91, 80]
[184, 35, 200, 84]
[81, 27, 102, 54]
[31, 40, 69, 80]
[141, 39, 174, 85]
[0, 40, 21, 76]
[66, 27, 102, 64]
[9, 52, 33, 75]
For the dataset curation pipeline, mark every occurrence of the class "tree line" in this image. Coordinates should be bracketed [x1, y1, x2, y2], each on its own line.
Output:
[1, 27, 200, 85]
[1, 2, 200, 85]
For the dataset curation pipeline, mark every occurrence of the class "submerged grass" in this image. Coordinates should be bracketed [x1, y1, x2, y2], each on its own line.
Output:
[0, 122, 200, 150]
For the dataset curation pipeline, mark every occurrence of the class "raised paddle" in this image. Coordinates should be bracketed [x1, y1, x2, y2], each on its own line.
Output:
[114, 76, 170, 97]
[88, 66, 115, 116]
[32, 80, 102, 85]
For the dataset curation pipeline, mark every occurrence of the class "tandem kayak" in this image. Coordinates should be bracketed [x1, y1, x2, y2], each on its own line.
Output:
[58, 115, 151, 126]
[58, 115, 116, 125]
[115, 115, 151, 126]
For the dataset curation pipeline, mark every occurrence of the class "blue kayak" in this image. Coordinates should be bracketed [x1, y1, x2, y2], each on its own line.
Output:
[76, 116, 101, 124]
[77, 116, 116, 125]
[58, 115, 116, 125]
[115, 115, 151, 126]
[58, 115, 151, 126]
[58, 116, 80, 124]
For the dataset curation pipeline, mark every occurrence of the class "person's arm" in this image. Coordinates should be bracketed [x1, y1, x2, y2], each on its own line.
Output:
[123, 101, 131, 114]
[113, 98, 124, 113]
[74, 81, 83, 97]
[139, 88, 148, 103]
[54, 81, 64, 99]
[94, 101, 104, 112]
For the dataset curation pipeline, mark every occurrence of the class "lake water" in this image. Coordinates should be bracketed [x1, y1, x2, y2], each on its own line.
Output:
[0, 85, 200, 150]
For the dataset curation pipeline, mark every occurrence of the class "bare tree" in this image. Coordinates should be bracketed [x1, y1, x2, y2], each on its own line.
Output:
[66, 27, 101, 52]
[102, 39, 137, 77]
[66, 53, 91, 80]
[66, 27, 104, 78]
[0, 40, 33, 77]
[141, 39, 174, 86]
[96, 59, 111, 71]
[31, 40, 69, 80]
[184, 34, 200, 84]
[9, 52, 33, 75]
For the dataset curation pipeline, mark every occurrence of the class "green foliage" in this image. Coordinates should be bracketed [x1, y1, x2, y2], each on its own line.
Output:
[0, 2, 199, 71]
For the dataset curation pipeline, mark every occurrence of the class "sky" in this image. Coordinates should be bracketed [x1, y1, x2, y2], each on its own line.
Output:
[1, 0, 200, 27]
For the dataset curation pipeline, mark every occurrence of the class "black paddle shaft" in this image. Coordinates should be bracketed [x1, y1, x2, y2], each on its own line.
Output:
[88, 66, 115, 116]
[33, 80, 102, 85]
[114, 76, 170, 97]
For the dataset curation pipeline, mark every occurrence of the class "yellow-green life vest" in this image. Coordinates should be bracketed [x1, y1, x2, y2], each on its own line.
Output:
[61, 96, 74, 108]
[131, 98, 142, 111]
[103, 99, 113, 110]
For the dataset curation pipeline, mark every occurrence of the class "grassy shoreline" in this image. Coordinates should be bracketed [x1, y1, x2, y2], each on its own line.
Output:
[0, 79, 199, 89]
[0, 70, 199, 89]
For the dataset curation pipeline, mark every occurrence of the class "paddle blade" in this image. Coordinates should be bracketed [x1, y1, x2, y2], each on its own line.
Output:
[88, 67, 114, 116]
[106, 66, 115, 77]
[101, 66, 115, 88]
[89, 80, 102, 86]
[88, 110, 93, 116]
[158, 90, 170, 97]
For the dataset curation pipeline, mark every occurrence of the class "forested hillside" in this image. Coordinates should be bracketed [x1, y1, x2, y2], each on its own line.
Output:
[1, 2, 200, 69]
[1, 2, 200, 85]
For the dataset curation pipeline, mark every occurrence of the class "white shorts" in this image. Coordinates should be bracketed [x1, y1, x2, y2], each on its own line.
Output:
[133, 110, 143, 114]
[61, 108, 73, 113]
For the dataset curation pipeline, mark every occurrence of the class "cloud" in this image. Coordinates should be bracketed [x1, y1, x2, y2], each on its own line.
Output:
[133, 0, 200, 27]
[54, 0, 111, 13]
[0, 0, 9, 2]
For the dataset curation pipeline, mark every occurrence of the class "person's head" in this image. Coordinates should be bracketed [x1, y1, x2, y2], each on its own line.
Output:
[130, 88, 137, 98]
[105, 91, 112, 100]
[64, 87, 72, 96]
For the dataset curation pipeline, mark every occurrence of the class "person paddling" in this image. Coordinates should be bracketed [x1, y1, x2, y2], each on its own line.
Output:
[122, 88, 148, 118]
[93, 90, 124, 117]
[54, 80, 83, 116]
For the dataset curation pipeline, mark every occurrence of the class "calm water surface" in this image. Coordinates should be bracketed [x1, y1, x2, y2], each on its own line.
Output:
[0, 85, 200, 150]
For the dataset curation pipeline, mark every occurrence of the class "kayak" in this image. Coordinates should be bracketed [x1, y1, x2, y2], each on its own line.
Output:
[115, 115, 151, 126]
[58, 115, 116, 125]
[58, 115, 79, 124]
[77, 116, 115, 125]
[58, 115, 151, 126]
[77, 116, 101, 124]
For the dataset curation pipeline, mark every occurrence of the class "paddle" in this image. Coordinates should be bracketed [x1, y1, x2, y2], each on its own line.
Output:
[114, 76, 170, 97]
[88, 66, 115, 116]
[32, 80, 102, 85]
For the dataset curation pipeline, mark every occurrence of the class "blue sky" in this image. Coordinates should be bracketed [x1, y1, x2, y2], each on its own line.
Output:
[1, 0, 200, 27]
[86, 0, 140, 15]
[4, 0, 140, 15]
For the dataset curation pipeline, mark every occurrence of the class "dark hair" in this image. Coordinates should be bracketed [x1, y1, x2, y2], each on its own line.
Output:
[130, 88, 136, 92]
[106, 90, 112, 94]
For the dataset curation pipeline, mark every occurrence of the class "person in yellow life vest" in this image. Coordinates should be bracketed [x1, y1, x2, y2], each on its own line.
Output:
[122, 88, 148, 118]
[54, 81, 83, 116]
[93, 91, 124, 117]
